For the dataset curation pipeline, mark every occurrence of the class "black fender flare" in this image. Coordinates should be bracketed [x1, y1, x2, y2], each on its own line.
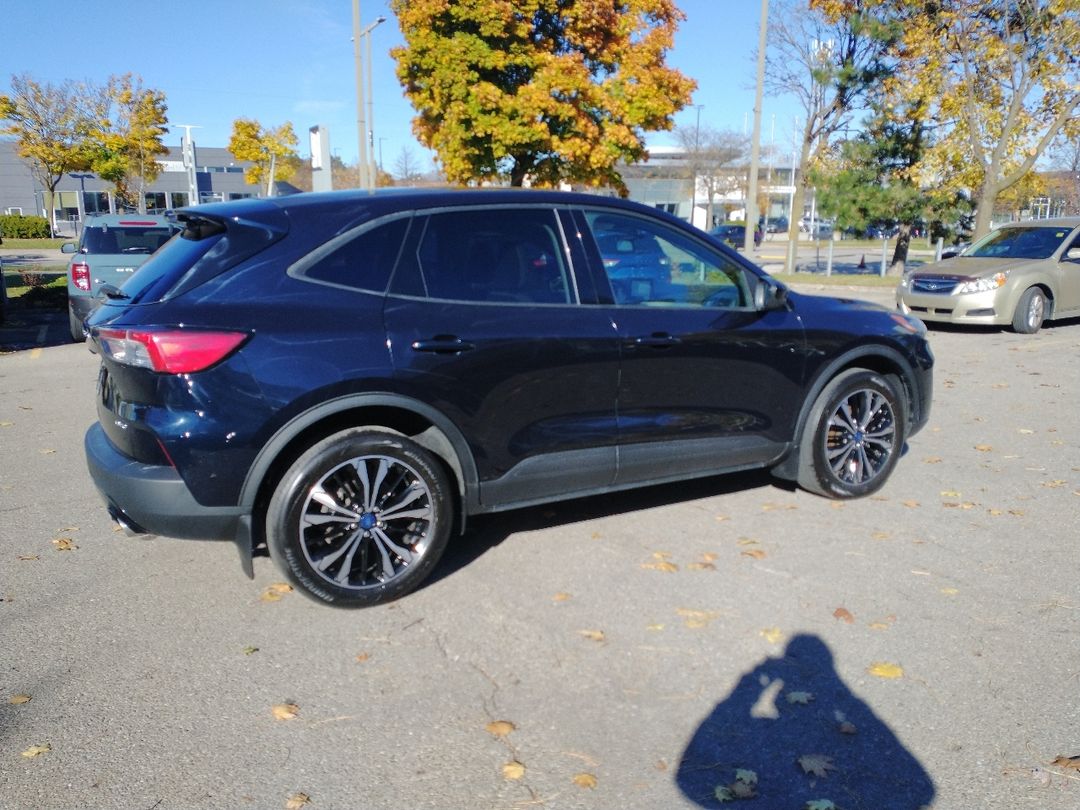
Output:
[772, 344, 920, 481]
[237, 392, 479, 513]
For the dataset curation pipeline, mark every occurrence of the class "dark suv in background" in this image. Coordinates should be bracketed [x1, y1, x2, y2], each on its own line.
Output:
[84, 189, 933, 607]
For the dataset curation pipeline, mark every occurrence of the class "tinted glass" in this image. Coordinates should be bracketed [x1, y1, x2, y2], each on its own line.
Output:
[966, 226, 1074, 259]
[408, 209, 572, 304]
[584, 211, 750, 308]
[300, 217, 410, 292]
[83, 225, 175, 255]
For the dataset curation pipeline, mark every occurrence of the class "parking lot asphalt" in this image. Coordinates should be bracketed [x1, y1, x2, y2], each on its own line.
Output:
[1, 293, 1078, 809]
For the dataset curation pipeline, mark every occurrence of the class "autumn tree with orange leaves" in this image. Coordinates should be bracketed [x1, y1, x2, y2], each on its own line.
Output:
[390, 0, 695, 190]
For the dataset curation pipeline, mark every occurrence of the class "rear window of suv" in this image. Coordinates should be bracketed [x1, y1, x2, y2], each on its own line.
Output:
[83, 224, 175, 255]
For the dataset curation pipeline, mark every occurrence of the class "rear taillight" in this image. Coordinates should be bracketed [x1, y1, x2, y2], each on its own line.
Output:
[96, 328, 248, 374]
[71, 262, 91, 292]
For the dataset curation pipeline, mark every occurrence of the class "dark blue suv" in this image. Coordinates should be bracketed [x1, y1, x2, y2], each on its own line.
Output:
[84, 189, 933, 607]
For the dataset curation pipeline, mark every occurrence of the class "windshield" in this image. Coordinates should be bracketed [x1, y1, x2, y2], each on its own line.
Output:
[965, 226, 1073, 260]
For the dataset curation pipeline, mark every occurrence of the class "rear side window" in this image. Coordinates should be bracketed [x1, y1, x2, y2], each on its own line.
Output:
[393, 208, 572, 304]
[83, 226, 175, 255]
[293, 216, 411, 293]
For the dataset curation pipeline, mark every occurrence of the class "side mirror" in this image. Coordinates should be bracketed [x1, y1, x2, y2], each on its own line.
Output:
[754, 277, 788, 311]
[61, 242, 77, 254]
[1065, 246, 1080, 262]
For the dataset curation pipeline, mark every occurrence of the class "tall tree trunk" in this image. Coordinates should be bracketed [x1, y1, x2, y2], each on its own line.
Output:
[972, 179, 997, 240]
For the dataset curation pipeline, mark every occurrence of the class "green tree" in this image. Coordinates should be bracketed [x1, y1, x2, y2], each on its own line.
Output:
[768, 0, 900, 271]
[0, 73, 106, 235]
[390, 0, 696, 190]
[227, 119, 299, 195]
[887, 0, 1080, 238]
[813, 110, 970, 274]
[92, 74, 169, 213]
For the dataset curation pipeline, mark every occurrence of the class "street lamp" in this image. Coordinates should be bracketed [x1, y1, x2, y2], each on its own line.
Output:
[352, 3, 386, 190]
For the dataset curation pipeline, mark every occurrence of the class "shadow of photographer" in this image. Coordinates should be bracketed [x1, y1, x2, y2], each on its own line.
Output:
[677, 634, 934, 809]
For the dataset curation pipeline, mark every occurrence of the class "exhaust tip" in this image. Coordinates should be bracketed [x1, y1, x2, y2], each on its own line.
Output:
[108, 506, 148, 537]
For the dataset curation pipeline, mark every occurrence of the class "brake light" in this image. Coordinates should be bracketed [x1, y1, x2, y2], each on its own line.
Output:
[71, 262, 91, 292]
[97, 328, 248, 373]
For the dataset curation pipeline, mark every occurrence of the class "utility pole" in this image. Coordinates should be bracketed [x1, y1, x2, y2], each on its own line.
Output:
[744, 0, 768, 253]
[352, 0, 369, 188]
[176, 124, 202, 207]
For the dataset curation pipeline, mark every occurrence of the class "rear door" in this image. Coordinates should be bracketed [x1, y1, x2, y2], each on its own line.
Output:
[382, 206, 620, 509]
[575, 208, 807, 486]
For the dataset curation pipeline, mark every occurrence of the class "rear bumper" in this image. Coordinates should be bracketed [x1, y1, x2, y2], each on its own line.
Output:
[84, 423, 245, 542]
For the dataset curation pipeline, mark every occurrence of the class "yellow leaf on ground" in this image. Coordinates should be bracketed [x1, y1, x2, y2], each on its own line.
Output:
[9, 694, 31, 705]
[640, 561, 678, 572]
[486, 720, 515, 738]
[902, 500, 920, 508]
[21, 744, 51, 758]
[51, 538, 77, 551]
[502, 761, 526, 780]
[552, 592, 572, 602]
[974, 444, 993, 452]
[940, 587, 959, 596]
[355, 652, 370, 663]
[688, 561, 716, 571]
[16, 555, 39, 561]
[579, 630, 606, 642]
[572, 773, 598, 789]
[737, 538, 759, 546]
[1051, 755, 1080, 772]
[285, 792, 311, 809]
[741, 549, 767, 560]
[272, 703, 300, 720]
[677, 608, 721, 628]
[940, 490, 961, 498]
[760, 627, 783, 644]
[261, 582, 294, 602]
[923, 456, 943, 464]
[867, 661, 904, 679]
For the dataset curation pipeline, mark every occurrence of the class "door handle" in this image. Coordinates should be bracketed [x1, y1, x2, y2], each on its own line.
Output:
[411, 336, 476, 354]
[630, 333, 681, 348]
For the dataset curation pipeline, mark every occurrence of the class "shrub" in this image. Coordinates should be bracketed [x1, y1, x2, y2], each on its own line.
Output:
[0, 214, 51, 239]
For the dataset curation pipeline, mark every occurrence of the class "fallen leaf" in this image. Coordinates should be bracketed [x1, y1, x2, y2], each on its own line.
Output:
[1042, 480, 1066, 488]
[16, 555, 39, 561]
[974, 444, 993, 452]
[579, 630, 605, 642]
[1018, 428, 1035, 434]
[572, 773, 598, 789]
[9, 694, 32, 705]
[714, 786, 736, 803]
[833, 607, 855, 624]
[641, 561, 679, 573]
[687, 561, 716, 571]
[355, 652, 370, 663]
[902, 499, 920, 508]
[51, 538, 77, 551]
[940, 587, 959, 596]
[700, 552, 718, 562]
[760, 627, 783, 644]
[486, 720, 515, 738]
[735, 769, 758, 785]
[552, 592, 572, 602]
[798, 753, 835, 778]
[285, 792, 311, 810]
[838, 721, 857, 735]
[787, 691, 815, 705]
[646, 623, 664, 631]
[737, 538, 760, 546]
[1051, 755, 1080, 772]
[677, 608, 721, 628]
[21, 744, 51, 758]
[0, 421, 12, 427]
[867, 661, 904, 679]
[261, 582, 294, 602]
[871, 531, 891, 540]
[940, 490, 961, 498]
[39, 448, 56, 455]
[502, 760, 526, 780]
[272, 703, 300, 720]
[741, 549, 767, 560]
[242, 646, 259, 656]
[923, 456, 943, 464]
[715, 514, 730, 522]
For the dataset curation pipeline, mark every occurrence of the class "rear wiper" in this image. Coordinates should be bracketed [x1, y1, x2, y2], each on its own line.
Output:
[99, 283, 130, 300]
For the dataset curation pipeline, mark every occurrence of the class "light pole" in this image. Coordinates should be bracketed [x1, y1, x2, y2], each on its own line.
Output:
[69, 173, 93, 235]
[352, 4, 385, 190]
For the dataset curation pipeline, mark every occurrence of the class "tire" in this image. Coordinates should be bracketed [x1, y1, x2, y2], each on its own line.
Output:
[69, 309, 85, 342]
[796, 369, 906, 499]
[1012, 287, 1046, 334]
[266, 429, 454, 607]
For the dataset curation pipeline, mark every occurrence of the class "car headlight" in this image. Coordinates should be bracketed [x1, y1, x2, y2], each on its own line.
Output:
[955, 272, 1008, 295]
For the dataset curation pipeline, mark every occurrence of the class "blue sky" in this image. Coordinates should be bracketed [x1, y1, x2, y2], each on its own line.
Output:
[1, 0, 801, 173]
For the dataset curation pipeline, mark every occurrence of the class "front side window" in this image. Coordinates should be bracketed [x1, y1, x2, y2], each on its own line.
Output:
[405, 209, 573, 305]
[584, 210, 751, 309]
